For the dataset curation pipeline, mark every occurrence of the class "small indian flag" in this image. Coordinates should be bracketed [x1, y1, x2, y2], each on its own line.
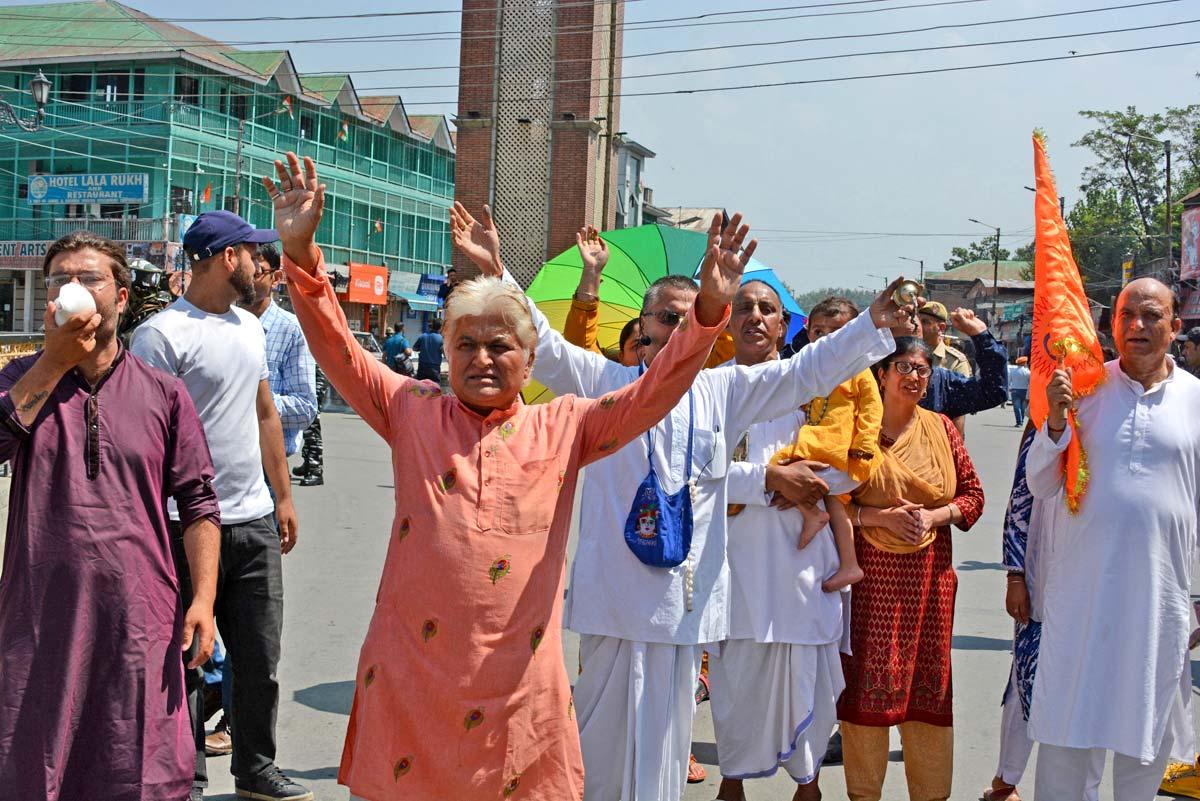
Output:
[279, 96, 294, 119]
[338, 121, 350, 143]
[374, 219, 383, 234]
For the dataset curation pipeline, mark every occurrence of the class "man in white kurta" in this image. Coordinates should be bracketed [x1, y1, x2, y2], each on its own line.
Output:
[709, 291, 860, 801]
[1027, 278, 1200, 801]
[537, 297, 894, 801]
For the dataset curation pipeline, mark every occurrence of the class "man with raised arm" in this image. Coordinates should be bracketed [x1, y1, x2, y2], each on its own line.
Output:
[451, 203, 917, 801]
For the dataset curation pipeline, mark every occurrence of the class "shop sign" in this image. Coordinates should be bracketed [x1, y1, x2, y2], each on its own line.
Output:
[27, 173, 149, 205]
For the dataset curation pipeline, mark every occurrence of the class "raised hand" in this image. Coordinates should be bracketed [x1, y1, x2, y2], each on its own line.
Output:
[449, 202, 502, 277]
[870, 277, 921, 332]
[261, 152, 326, 271]
[575, 225, 608, 299]
[696, 212, 757, 326]
[950, 307, 987, 336]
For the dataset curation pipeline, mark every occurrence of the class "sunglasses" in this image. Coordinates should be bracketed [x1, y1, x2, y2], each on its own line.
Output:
[641, 309, 684, 328]
[892, 361, 932, 378]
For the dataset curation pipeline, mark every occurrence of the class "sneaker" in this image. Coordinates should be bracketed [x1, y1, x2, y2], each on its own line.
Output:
[204, 715, 232, 757]
[235, 766, 313, 801]
[299, 473, 323, 487]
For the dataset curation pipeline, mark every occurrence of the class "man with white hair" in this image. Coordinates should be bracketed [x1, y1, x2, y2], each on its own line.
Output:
[450, 203, 918, 801]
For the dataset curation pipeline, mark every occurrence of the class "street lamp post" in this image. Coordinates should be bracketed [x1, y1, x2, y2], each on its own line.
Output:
[866, 272, 890, 289]
[0, 70, 51, 132]
[1024, 185, 1065, 218]
[898, 256, 924, 284]
[969, 218, 1001, 326]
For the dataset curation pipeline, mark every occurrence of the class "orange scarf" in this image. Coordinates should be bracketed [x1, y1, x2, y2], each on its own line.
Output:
[851, 407, 956, 554]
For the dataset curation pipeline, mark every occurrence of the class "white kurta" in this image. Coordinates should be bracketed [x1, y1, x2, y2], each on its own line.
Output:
[1026, 360, 1200, 762]
[722, 411, 858, 644]
[523, 301, 894, 645]
[709, 412, 856, 781]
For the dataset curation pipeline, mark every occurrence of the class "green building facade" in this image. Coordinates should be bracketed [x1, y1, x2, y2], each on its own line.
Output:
[0, 0, 454, 334]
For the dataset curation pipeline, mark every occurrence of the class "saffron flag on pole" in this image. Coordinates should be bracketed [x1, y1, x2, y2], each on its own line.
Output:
[338, 121, 350, 143]
[1028, 130, 1106, 513]
[201, 183, 212, 204]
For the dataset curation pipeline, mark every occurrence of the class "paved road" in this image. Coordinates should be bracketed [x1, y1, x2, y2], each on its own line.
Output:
[180, 406, 1195, 800]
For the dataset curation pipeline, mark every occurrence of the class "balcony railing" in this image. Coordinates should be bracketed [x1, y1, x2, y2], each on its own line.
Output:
[0, 216, 167, 242]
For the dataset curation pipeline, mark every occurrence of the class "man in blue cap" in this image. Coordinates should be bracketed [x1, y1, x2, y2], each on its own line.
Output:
[131, 210, 310, 801]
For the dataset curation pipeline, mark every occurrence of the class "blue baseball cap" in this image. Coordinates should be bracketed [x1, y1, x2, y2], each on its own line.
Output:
[182, 210, 279, 262]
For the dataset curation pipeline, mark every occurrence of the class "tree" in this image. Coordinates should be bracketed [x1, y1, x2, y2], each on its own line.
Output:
[1064, 187, 1142, 303]
[1073, 105, 1200, 261]
[1013, 241, 1036, 278]
[792, 286, 876, 314]
[943, 237, 1010, 271]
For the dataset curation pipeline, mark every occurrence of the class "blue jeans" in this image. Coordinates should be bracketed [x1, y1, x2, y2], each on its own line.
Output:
[1010, 389, 1028, 425]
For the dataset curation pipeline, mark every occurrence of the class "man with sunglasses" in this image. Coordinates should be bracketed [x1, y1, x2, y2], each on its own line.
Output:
[132, 211, 309, 801]
[0, 231, 221, 801]
[450, 204, 917, 801]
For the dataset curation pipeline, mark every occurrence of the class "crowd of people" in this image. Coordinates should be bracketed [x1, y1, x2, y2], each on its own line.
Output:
[0, 148, 1198, 801]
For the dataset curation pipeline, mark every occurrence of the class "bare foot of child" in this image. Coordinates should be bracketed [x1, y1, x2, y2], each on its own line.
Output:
[797, 505, 829, 550]
[822, 564, 864, 592]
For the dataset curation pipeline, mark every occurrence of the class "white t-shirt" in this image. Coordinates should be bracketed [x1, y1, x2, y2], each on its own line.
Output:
[131, 297, 274, 525]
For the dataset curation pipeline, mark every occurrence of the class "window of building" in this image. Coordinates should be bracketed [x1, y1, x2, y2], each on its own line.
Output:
[99, 72, 129, 103]
[174, 75, 199, 105]
[133, 68, 146, 100]
[171, 186, 193, 215]
[230, 92, 248, 121]
[62, 73, 91, 102]
[99, 204, 129, 219]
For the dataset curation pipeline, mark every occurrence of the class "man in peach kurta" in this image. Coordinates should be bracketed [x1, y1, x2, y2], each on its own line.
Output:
[261, 152, 753, 801]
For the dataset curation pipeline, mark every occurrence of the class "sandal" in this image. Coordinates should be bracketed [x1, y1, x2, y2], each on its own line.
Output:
[694, 672, 710, 705]
[980, 784, 1020, 801]
[688, 754, 707, 783]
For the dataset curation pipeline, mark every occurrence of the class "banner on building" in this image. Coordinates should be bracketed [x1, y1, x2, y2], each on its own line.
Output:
[1182, 207, 1200, 281]
[1121, 256, 1134, 286]
[27, 173, 150, 205]
[1182, 287, 1200, 321]
[346, 263, 388, 305]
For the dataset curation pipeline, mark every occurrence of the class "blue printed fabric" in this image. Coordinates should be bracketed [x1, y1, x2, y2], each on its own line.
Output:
[1002, 427, 1040, 719]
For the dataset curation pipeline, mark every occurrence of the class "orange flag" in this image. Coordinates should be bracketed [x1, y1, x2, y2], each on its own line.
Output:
[1028, 131, 1106, 513]
[201, 183, 212, 204]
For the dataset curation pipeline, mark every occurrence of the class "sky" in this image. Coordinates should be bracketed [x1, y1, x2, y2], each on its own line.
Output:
[5, 0, 1199, 293]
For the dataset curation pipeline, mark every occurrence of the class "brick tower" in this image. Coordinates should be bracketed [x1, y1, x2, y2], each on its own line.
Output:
[454, 0, 623, 286]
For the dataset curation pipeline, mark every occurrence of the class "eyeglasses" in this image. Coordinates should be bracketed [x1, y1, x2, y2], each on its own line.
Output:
[45, 272, 110, 290]
[641, 309, 684, 328]
[892, 361, 932, 378]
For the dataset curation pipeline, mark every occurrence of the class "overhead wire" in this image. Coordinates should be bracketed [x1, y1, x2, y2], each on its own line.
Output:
[0, 0, 1178, 90]
[0, 0, 1005, 46]
[4, 14, 1193, 96]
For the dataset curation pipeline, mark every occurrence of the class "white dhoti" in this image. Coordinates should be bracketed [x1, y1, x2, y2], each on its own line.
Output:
[573, 634, 702, 801]
[708, 639, 843, 784]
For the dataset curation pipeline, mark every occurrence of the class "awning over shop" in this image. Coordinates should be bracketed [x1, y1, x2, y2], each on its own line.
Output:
[390, 289, 438, 312]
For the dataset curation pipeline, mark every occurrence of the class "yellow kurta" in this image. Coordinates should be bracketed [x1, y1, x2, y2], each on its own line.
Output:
[283, 254, 726, 801]
[773, 370, 883, 483]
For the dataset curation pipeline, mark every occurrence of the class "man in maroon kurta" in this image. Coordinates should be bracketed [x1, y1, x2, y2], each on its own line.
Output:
[0, 231, 221, 801]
